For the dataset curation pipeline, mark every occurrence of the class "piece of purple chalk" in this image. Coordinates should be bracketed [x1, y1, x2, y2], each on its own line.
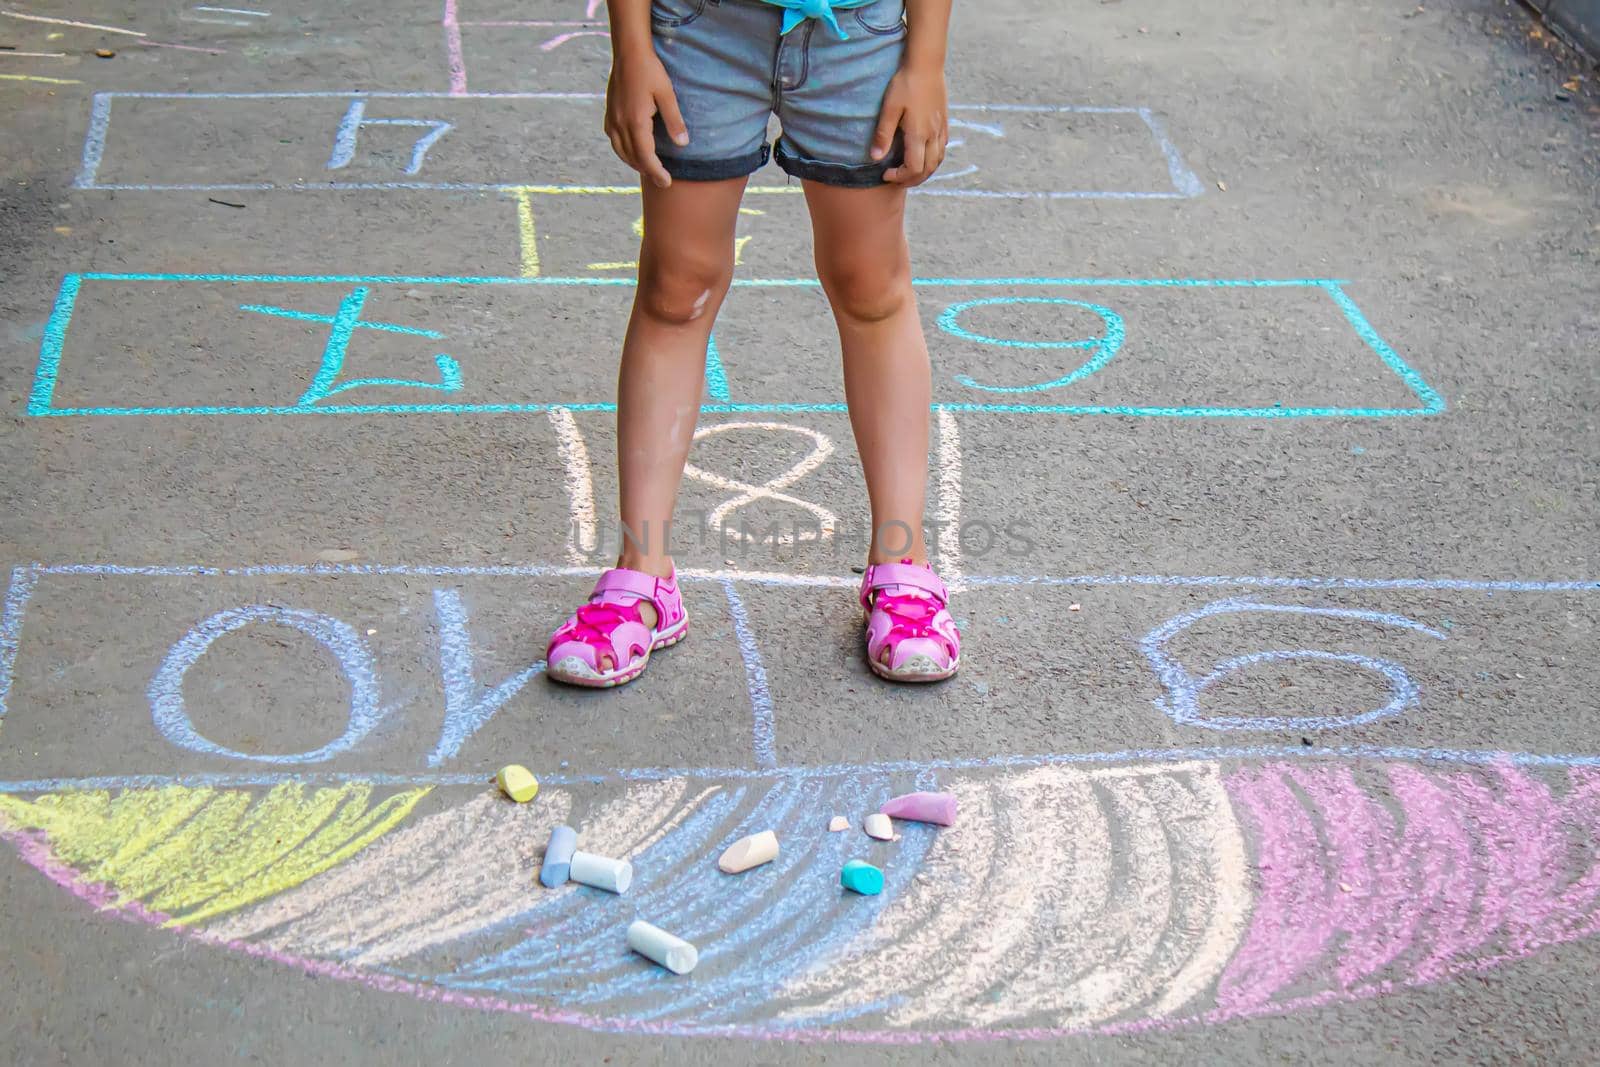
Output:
[879, 791, 958, 826]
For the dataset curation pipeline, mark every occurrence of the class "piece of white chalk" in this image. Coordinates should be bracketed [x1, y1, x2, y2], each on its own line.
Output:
[718, 829, 779, 874]
[627, 919, 698, 974]
[568, 850, 632, 894]
[539, 824, 577, 888]
[863, 813, 893, 840]
[828, 816, 849, 832]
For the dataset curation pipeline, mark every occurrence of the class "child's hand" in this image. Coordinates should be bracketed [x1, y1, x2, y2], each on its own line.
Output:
[871, 65, 948, 186]
[605, 47, 690, 189]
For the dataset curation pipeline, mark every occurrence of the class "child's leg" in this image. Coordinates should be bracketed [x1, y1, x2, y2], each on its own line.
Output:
[552, 177, 743, 680]
[803, 180, 930, 566]
[611, 174, 747, 623]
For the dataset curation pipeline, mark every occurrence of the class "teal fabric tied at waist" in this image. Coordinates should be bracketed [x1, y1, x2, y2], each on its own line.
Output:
[757, 0, 877, 40]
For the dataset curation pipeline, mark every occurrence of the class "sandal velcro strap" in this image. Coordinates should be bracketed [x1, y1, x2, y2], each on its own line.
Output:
[592, 566, 680, 623]
[592, 567, 662, 602]
[859, 562, 948, 609]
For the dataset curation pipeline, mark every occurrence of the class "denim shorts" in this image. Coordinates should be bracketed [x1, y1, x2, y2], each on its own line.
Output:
[649, 0, 908, 187]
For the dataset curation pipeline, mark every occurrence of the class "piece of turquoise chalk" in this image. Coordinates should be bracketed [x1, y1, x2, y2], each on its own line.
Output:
[880, 791, 958, 826]
[539, 824, 577, 887]
[840, 859, 884, 896]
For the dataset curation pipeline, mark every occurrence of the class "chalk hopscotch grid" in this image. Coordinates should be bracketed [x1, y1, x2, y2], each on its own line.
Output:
[72, 91, 1203, 200]
[26, 273, 1444, 419]
[2, 561, 1597, 796]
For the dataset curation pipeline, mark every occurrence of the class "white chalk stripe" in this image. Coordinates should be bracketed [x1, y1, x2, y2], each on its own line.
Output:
[548, 407, 598, 566]
[935, 408, 962, 584]
[206, 792, 522, 941]
[208, 791, 569, 962]
[1040, 776, 1176, 1028]
[889, 765, 1106, 1025]
[1083, 759, 1213, 781]
[1144, 768, 1250, 1018]
[348, 798, 573, 965]
[577, 777, 688, 858]
[624, 785, 722, 859]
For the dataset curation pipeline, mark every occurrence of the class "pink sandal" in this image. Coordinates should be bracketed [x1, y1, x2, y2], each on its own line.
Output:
[859, 560, 961, 683]
[546, 567, 688, 688]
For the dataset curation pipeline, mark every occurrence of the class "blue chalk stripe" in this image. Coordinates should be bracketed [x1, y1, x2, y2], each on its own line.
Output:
[703, 332, 731, 402]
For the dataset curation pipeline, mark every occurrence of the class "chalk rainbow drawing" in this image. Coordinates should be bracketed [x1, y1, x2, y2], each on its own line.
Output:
[4, 758, 1600, 1042]
[4, 563, 1600, 1038]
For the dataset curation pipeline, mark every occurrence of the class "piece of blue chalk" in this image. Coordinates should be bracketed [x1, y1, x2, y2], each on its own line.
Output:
[841, 859, 884, 896]
[539, 824, 577, 887]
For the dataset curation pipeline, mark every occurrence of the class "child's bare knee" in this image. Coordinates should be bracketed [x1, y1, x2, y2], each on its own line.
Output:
[638, 257, 730, 326]
[819, 263, 912, 325]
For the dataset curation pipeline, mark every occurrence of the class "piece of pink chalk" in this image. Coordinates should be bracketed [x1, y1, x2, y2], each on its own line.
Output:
[880, 791, 958, 826]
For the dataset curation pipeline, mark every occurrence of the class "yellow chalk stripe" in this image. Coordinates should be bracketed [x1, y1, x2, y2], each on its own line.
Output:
[99, 786, 216, 877]
[0, 783, 430, 926]
[0, 73, 82, 85]
[512, 188, 540, 277]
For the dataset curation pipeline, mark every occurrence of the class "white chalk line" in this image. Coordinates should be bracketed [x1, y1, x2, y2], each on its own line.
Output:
[935, 408, 962, 583]
[212, 791, 570, 964]
[624, 785, 721, 860]
[1, 10, 145, 35]
[684, 422, 837, 546]
[548, 406, 598, 566]
[1146, 770, 1251, 1017]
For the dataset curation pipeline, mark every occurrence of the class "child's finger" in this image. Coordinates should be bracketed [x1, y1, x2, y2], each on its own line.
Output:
[632, 119, 674, 188]
[612, 121, 638, 170]
[606, 126, 629, 168]
[656, 89, 690, 148]
[870, 105, 903, 162]
[891, 136, 927, 185]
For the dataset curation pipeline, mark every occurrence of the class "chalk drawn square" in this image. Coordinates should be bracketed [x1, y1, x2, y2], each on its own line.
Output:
[0, 566, 762, 783]
[742, 579, 1600, 767]
[30, 276, 627, 416]
[27, 275, 1441, 420]
[74, 93, 1202, 200]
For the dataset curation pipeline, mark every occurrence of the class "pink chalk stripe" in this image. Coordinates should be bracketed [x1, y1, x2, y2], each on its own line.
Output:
[1286, 765, 1414, 986]
[1213, 767, 1330, 1012]
[441, 0, 466, 95]
[540, 29, 609, 51]
[0, 827, 172, 924]
[1387, 764, 1479, 983]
